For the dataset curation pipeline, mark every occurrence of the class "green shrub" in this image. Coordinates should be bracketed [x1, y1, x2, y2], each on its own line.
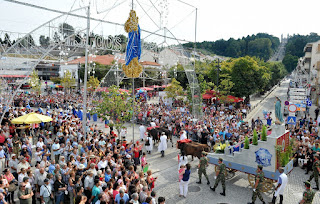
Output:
[253, 129, 258, 145]
[261, 125, 267, 141]
[280, 152, 290, 167]
[244, 136, 249, 149]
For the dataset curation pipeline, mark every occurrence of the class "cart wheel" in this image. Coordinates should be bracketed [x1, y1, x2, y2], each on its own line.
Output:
[247, 175, 275, 194]
[248, 174, 255, 188]
[226, 168, 236, 180]
[215, 166, 235, 180]
[261, 179, 275, 194]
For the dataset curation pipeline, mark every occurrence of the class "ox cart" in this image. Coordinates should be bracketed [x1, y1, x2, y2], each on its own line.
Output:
[207, 125, 294, 193]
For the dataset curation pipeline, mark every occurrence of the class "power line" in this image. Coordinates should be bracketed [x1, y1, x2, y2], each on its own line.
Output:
[4, 0, 195, 43]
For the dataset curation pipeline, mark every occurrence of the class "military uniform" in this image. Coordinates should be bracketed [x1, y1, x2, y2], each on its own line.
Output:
[213, 163, 226, 188]
[212, 161, 226, 196]
[197, 155, 210, 184]
[252, 171, 265, 203]
[308, 160, 320, 189]
[302, 189, 315, 204]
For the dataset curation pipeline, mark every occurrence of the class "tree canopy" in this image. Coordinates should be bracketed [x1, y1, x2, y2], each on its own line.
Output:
[61, 70, 76, 92]
[87, 76, 100, 92]
[93, 85, 133, 137]
[29, 69, 41, 95]
[164, 78, 184, 100]
[183, 33, 280, 61]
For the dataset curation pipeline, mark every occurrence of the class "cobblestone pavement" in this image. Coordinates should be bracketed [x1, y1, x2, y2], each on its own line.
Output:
[142, 136, 320, 204]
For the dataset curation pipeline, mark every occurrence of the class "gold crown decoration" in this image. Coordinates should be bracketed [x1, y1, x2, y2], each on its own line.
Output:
[125, 10, 139, 33]
[122, 58, 143, 78]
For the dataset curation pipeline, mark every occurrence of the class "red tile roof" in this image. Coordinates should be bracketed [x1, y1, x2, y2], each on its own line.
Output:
[140, 61, 161, 66]
[68, 55, 115, 65]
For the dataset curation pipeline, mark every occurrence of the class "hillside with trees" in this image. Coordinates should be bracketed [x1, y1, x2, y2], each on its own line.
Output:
[183, 33, 280, 61]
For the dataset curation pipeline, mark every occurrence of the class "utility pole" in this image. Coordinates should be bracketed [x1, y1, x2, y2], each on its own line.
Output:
[142, 68, 145, 87]
[77, 62, 80, 93]
[82, 3, 90, 137]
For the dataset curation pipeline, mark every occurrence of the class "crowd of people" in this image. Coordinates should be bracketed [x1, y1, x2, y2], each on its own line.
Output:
[0, 91, 171, 204]
[0, 81, 319, 204]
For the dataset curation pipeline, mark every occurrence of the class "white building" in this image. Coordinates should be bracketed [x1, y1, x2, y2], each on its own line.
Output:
[295, 40, 320, 104]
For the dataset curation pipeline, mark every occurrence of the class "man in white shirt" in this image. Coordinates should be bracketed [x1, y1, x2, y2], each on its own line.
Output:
[271, 167, 288, 204]
[51, 140, 60, 163]
[84, 171, 94, 199]
[97, 157, 108, 170]
[18, 168, 28, 185]
[139, 125, 146, 141]
[9, 154, 18, 178]
[36, 168, 48, 190]
[158, 132, 167, 157]
[40, 179, 53, 204]
[0, 146, 5, 172]
[120, 128, 127, 139]
[35, 147, 43, 163]
[37, 137, 45, 150]
[17, 157, 30, 173]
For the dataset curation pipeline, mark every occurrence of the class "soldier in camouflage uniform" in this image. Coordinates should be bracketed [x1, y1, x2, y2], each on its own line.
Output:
[308, 155, 320, 190]
[299, 181, 315, 204]
[196, 151, 210, 185]
[248, 165, 266, 204]
[210, 157, 226, 196]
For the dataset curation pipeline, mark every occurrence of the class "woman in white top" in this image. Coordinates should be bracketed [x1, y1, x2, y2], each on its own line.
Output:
[145, 134, 153, 154]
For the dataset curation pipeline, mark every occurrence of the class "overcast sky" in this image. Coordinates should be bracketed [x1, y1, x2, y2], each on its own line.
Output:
[0, 0, 319, 43]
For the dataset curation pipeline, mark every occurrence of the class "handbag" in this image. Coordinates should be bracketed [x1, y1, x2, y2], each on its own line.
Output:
[8, 183, 17, 192]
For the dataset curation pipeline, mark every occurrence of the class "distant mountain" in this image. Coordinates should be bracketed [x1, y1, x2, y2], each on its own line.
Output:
[183, 33, 280, 61]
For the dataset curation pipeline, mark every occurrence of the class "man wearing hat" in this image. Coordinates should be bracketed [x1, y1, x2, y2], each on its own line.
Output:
[40, 178, 53, 204]
[197, 151, 210, 185]
[248, 165, 265, 204]
[158, 132, 167, 157]
[300, 181, 315, 204]
[308, 155, 320, 190]
[210, 157, 226, 196]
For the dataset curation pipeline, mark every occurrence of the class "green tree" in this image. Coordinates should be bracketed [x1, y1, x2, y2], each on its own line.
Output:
[59, 23, 75, 38]
[247, 38, 273, 61]
[50, 77, 61, 84]
[244, 136, 249, 149]
[87, 76, 100, 92]
[253, 129, 258, 145]
[3, 33, 11, 45]
[183, 33, 279, 59]
[79, 63, 111, 81]
[218, 73, 234, 95]
[261, 125, 267, 141]
[61, 70, 75, 93]
[224, 56, 271, 98]
[282, 54, 299, 72]
[29, 69, 41, 95]
[94, 85, 133, 140]
[39, 35, 50, 48]
[164, 78, 184, 100]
